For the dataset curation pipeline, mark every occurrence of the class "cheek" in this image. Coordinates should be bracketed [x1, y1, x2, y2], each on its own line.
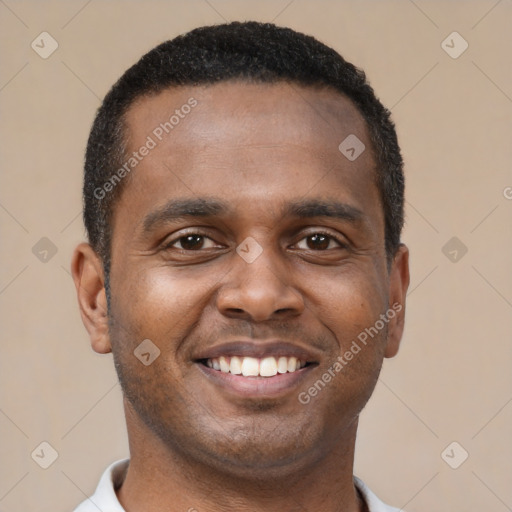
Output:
[107, 266, 206, 412]
[303, 265, 388, 396]
[109, 264, 220, 353]
[306, 263, 387, 341]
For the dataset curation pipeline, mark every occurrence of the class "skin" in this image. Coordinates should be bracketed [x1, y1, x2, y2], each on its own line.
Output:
[72, 82, 409, 512]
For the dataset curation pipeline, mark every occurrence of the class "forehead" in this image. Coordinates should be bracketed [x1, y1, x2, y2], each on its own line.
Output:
[125, 81, 370, 154]
[114, 81, 381, 236]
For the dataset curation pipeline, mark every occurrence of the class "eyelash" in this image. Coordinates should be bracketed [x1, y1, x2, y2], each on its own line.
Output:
[163, 230, 346, 251]
[165, 231, 221, 250]
[294, 232, 345, 250]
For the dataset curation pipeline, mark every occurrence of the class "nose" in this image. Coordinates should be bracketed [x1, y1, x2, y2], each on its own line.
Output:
[216, 249, 305, 322]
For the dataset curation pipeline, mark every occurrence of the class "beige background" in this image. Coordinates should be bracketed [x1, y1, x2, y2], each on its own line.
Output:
[1, 1, 511, 510]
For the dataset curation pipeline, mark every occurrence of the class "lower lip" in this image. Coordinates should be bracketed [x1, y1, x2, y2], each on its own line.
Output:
[196, 363, 316, 398]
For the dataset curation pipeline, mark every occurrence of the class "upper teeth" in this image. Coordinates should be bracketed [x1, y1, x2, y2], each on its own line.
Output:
[206, 356, 306, 377]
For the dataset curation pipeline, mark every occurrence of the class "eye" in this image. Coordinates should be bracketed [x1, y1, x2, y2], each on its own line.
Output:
[168, 234, 219, 251]
[295, 233, 343, 251]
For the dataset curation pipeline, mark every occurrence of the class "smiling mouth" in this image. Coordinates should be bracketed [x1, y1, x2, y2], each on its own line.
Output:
[199, 356, 310, 378]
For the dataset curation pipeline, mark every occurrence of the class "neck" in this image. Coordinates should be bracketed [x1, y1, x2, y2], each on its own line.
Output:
[117, 401, 364, 512]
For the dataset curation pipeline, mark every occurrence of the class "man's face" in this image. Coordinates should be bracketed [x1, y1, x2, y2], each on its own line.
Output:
[104, 82, 407, 475]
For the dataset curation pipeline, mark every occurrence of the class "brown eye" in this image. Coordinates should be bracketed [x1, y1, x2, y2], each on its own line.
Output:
[164, 232, 222, 253]
[161, 231, 226, 262]
[307, 234, 330, 250]
[179, 235, 204, 250]
[296, 233, 341, 251]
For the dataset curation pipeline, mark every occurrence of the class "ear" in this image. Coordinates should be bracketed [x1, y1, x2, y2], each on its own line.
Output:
[384, 244, 410, 358]
[71, 243, 111, 354]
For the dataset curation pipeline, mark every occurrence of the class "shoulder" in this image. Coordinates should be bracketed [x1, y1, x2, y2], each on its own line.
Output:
[72, 459, 129, 512]
[354, 476, 405, 512]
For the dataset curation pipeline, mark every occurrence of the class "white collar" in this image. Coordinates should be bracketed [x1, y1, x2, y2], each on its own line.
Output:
[73, 459, 403, 512]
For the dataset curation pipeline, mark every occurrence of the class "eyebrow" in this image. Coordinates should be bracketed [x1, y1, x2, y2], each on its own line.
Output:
[142, 198, 230, 232]
[283, 199, 364, 223]
[142, 197, 365, 234]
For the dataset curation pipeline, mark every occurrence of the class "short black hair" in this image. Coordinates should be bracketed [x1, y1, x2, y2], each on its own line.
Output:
[84, 21, 404, 273]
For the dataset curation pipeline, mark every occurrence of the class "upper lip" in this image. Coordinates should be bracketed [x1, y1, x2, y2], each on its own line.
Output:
[193, 339, 321, 363]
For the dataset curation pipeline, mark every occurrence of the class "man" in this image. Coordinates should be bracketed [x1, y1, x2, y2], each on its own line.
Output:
[71, 21, 410, 512]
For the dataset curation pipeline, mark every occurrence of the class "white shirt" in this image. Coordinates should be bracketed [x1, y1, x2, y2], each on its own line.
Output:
[73, 459, 404, 512]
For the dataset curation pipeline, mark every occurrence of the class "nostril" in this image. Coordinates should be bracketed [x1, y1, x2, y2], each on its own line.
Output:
[275, 308, 295, 315]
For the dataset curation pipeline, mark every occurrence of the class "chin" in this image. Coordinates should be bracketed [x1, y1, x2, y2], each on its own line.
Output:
[159, 416, 331, 481]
